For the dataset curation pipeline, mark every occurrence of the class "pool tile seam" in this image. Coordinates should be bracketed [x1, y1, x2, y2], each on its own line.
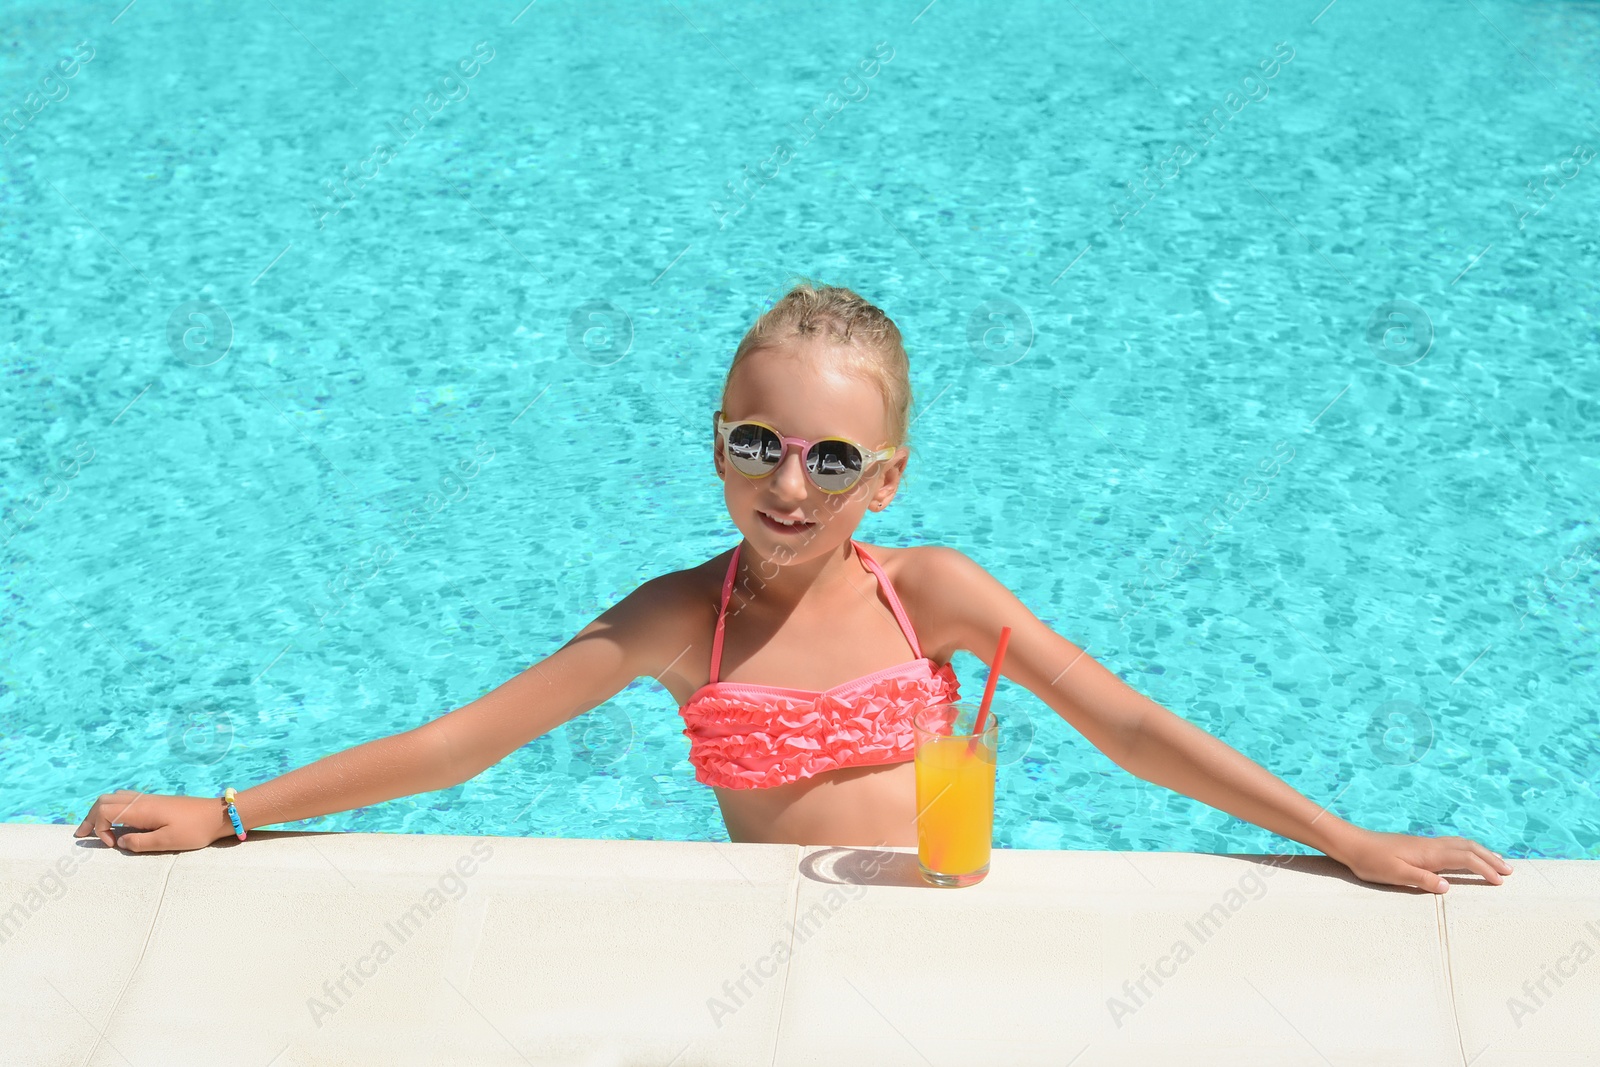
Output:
[762, 854, 805, 1067]
[1437, 891, 1470, 1067]
[81, 847, 178, 1067]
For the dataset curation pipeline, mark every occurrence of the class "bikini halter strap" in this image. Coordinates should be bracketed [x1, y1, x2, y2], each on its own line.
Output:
[707, 540, 922, 684]
[853, 543, 924, 661]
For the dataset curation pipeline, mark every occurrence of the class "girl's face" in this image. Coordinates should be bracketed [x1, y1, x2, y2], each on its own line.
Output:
[714, 339, 907, 565]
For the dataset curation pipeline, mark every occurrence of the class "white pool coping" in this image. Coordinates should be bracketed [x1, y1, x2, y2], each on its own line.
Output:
[2, 822, 1595, 1066]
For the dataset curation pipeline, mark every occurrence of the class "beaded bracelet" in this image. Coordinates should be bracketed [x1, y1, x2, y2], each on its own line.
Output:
[221, 787, 247, 841]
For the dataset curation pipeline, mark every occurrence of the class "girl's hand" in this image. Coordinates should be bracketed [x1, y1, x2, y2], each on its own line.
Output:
[73, 790, 235, 853]
[1329, 828, 1513, 893]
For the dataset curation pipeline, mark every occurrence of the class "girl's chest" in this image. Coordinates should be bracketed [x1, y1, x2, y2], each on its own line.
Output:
[673, 546, 958, 702]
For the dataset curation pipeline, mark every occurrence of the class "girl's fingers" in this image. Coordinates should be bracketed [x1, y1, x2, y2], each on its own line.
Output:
[73, 791, 146, 849]
[1397, 862, 1449, 893]
[117, 829, 171, 854]
[72, 812, 106, 846]
[1472, 841, 1513, 875]
[1438, 837, 1513, 879]
[73, 792, 119, 837]
[74, 795, 114, 845]
[94, 808, 118, 849]
[1447, 848, 1504, 885]
[107, 791, 146, 825]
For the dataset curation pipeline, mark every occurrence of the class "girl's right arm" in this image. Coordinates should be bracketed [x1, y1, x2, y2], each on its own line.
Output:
[74, 574, 701, 853]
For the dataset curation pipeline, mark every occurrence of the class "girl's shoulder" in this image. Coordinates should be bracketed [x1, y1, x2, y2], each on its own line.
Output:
[857, 542, 1007, 663]
[857, 541, 968, 660]
[857, 540, 954, 586]
[647, 546, 736, 621]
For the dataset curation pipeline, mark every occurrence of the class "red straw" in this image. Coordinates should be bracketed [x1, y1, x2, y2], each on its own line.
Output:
[967, 626, 1011, 752]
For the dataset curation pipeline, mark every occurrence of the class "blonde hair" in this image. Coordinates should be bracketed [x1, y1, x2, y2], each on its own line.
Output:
[720, 279, 914, 453]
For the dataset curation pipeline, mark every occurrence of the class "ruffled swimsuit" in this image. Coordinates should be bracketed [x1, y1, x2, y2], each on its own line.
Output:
[679, 539, 962, 790]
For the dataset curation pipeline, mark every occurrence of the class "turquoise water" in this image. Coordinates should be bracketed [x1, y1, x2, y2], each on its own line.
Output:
[3, 0, 1597, 858]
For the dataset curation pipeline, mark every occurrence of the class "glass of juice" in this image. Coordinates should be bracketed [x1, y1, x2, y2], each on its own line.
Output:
[913, 701, 998, 888]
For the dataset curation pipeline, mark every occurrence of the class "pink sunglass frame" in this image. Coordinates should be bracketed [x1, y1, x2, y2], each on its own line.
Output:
[714, 410, 899, 494]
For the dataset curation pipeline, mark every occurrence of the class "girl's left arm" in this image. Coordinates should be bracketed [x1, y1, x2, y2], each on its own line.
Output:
[918, 548, 1512, 893]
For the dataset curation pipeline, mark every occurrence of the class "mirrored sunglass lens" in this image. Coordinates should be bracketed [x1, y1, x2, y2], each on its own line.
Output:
[726, 424, 782, 474]
[807, 440, 864, 490]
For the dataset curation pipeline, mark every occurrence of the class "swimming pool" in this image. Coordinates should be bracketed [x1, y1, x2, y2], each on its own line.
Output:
[3, 0, 1596, 858]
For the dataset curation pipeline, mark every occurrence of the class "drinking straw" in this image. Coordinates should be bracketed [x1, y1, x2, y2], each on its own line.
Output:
[966, 625, 1011, 756]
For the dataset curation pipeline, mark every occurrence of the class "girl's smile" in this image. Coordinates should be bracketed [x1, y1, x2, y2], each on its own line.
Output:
[756, 509, 816, 532]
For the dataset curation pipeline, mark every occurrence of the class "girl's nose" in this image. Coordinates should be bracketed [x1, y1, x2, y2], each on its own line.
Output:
[772, 447, 811, 499]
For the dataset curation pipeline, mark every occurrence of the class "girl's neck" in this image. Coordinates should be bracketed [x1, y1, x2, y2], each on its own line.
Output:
[734, 537, 863, 614]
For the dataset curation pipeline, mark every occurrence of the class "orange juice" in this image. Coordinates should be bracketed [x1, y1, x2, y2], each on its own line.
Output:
[913, 704, 998, 888]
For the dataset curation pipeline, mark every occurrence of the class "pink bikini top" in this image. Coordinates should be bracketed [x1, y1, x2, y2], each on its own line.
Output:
[678, 540, 962, 790]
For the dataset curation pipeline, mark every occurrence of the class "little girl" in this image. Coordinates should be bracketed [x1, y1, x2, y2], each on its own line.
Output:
[77, 282, 1512, 894]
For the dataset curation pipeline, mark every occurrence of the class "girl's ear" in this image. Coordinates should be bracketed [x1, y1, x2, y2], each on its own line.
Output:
[868, 446, 908, 510]
[712, 437, 725, 480]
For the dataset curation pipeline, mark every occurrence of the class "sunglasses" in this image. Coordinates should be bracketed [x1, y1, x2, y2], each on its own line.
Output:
[715, 411, 898, 494]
